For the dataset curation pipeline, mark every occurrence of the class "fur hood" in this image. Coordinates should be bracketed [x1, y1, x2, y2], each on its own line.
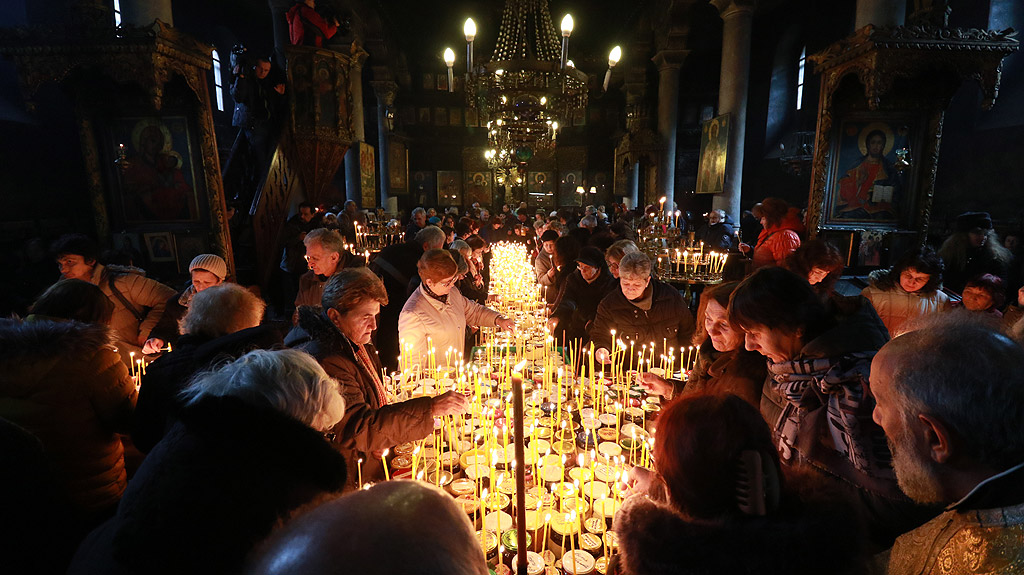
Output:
[0, 317, 116, 361]
[614, 469, 867, 575]
[296, 306, 351, 356]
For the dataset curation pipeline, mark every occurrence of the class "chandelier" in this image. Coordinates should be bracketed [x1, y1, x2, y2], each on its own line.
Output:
[445, 0, 621, 171]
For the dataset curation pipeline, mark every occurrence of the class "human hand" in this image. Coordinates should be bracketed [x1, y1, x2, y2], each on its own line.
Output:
[1017, 285, 1024, 307]
[142, 338, 165, 355]
[639, 372, 672, 397]
[738, 242, 751, 254]
[546, 317, 559, 332]
[274, 84, 286, 95]
[496, 316, 515, 331]
[627, 465, 656, 496]
[594, 347, 611, 364]
[431, 391, 470, 417]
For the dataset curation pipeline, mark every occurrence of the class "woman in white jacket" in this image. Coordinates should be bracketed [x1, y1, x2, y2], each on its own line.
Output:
[398, 249, 514, 369]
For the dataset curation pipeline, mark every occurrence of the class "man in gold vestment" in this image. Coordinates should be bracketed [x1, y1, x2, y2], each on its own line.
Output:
[870, 314, 1024, 574]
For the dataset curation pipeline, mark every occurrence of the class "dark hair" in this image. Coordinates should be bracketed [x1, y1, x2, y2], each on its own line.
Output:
[455, 221, 472, 238]
[758, 197, 790, 228]
[874, 246, 944, 294]
[784, 239, 845, 295]
[729, 267, 832, 339]
[965, 273, 1005, 308]
[51, 233, 100, 263]
[887, 313, 1024, 470]
[553, 236, 581, 269]
[692, 281, 740, 346]
[466, 235, 487, 252]
[298, 202, 314, 211]
[654, 394, 782, 519]
[31, 278, 113, 324]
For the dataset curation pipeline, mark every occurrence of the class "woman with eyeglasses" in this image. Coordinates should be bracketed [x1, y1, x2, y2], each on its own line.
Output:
[399, 249, 514, 370]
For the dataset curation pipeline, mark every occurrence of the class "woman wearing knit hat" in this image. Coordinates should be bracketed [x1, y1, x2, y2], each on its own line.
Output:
[145, 254, 228, 350]
[939, 211, 1012, 294]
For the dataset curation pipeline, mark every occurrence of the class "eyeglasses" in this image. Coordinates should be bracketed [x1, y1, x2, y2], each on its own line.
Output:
[606, 260, 620, 270]
[439, 276, 459, 287]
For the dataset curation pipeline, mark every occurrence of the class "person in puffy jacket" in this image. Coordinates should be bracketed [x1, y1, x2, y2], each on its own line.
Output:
[861, 246, 951, 337]
[0, 279, 136, 526]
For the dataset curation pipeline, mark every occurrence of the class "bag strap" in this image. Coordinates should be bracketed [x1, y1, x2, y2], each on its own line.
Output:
[107, 274, 146, 323]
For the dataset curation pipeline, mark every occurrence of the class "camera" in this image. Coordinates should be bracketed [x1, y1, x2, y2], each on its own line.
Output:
[230, 44, 250, 76]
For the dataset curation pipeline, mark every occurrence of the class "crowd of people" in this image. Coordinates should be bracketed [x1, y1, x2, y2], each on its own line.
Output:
[2, 197, 1023, 574]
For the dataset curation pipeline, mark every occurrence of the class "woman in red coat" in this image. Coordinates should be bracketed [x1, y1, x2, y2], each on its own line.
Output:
[739, 197, 802, 269]
[286, 0, 338, 47]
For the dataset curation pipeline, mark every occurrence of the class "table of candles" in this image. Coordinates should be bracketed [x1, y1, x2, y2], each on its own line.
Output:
[383, 242, 699, 575]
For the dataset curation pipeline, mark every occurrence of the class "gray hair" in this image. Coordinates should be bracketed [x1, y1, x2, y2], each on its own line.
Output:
[414, 225, 446, 250]
[412, 207, 426, 217]
[606, 239, 640, 262]
[304, 228, 345, 255]
[618, 252, 652, 279]
[180, 349, 346, 432]
[247, 481, 487, 575]
[711, 208, 726, 218]
[548, 221, 567, 236]
[179, 283, 265, 339]
[580, 215, 598, 229]
[450, 239, 471, 257]
[884, 311, 1024, 470]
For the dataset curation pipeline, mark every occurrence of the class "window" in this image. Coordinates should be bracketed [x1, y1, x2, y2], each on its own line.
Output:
[795, 47, 806, 110]
[113, 0, 122, 26]
[212, 49, 224, 112]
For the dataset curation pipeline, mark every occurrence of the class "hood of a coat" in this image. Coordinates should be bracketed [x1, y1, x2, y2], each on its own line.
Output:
[801, 295, 890, 359]
[0, 318, 118, 394]
[615, 470, 865, 575]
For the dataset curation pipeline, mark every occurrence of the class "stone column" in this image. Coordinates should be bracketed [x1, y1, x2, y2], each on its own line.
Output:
[711, 0, 756, 223]
[855, 0, 906, 29]
[652, 50, 688, 217]
[370, 80, 396, 209]
[344, 47, 368, 205]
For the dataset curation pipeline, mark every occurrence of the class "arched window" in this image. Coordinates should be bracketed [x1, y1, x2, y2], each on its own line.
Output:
[212, 49, 225, 112]
[113, 0, 122, 26]
[795, 47, 807, 110]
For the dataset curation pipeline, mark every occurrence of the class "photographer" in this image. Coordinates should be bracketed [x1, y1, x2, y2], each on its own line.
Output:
[230, 54, 285, 180]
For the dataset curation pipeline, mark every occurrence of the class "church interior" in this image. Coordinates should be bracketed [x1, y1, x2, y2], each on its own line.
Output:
[1, 1, 1024, 574]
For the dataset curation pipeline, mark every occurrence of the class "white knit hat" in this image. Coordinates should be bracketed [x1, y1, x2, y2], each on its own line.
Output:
[188, 254, 227, 280]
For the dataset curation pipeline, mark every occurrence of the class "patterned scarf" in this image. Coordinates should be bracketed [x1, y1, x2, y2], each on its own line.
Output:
[766, 351, 895, 485]
[422, 281, 449, 305]
[347, 337, 388, 407]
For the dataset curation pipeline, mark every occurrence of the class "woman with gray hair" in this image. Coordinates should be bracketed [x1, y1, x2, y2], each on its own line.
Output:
[132, 283, 282, 453]
[298, 267, 470, 489]
[70, 349, 348, 575]
[590, 251, 695, 366]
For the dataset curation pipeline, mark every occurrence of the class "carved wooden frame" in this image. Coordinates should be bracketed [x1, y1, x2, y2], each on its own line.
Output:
[805, 25, 1018, 239]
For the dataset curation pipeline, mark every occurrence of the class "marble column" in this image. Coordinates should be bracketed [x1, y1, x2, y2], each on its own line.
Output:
[855, 0, 906, 29]
[652, 50, 688, 217]
[711, 0, 755, 224]
[344, 48, 368, 205]
[371, 80, 396, 209]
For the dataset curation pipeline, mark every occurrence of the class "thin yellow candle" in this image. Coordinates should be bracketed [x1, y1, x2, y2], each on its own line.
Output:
[381, 448, 391, 481]
[357, 457, 363, 487]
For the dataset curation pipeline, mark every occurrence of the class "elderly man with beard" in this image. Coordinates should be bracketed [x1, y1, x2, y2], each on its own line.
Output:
[870, 313, 1024, 574]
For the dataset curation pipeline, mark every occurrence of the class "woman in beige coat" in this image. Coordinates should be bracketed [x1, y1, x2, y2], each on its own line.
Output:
[398, 249, 514, 369]
[861, 246, 951, 337]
